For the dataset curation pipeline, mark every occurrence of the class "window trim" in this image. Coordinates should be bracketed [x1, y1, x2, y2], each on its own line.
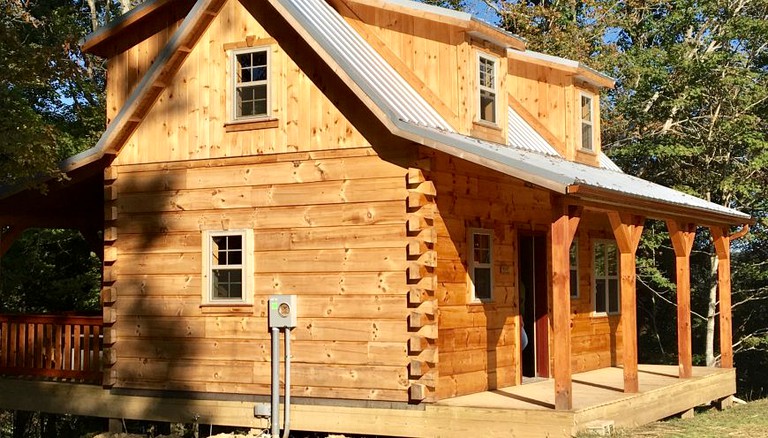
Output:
[229, 46, 271, 123]
[570, 238, 579, 299]
[579, 91, 596, 151]
[592, 239, 620, 316]
[468, 228, 494, 302]
[202, 229, 254, 305]
[476, 52, 498, 125]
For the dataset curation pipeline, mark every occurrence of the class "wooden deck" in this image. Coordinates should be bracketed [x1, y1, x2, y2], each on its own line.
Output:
[0, 364, 735, 437]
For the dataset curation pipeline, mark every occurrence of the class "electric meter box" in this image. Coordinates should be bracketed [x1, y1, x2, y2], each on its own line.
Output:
[268, 295, 297, 328]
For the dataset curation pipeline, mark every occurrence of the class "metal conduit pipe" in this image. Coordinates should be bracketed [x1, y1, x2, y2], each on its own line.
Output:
[270, 326, 280, 438]
[282, 327, 292, 438]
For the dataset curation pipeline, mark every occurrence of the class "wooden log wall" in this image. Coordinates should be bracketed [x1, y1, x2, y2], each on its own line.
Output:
[424, 150, 622, 399]
[109, 147, 413, 402]
[103, 166, 119, 387]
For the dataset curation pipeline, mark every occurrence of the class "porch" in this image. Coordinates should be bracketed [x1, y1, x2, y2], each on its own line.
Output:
[0, 363, 735, 437]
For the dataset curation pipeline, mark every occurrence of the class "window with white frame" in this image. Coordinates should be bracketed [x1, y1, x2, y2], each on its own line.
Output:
[469, 228, 493, 301]
[580, 93, 594, 151]
[570, 238, 579, 298]
[202, 230, 254, 304]
[593, 240, 619, 314]
[231, 48, 269, 121]
[477, 54, 497, 124]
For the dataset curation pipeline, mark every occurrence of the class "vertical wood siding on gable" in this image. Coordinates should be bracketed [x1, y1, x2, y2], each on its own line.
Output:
[113, 0, 371, 166]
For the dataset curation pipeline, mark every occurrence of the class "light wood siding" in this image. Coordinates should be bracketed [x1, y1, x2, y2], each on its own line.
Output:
[569, 211, 624, 373]
[427, 150, 549, 399]
[427, 150, 621, 399]
[106, 19, 182, 125]
[109, 148, 412, 401]
[114, 0, 370, 166]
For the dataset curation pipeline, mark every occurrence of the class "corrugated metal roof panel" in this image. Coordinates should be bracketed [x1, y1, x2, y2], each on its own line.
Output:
[282, 0, 454, 132]
[506, 106, 559, 156]
[398, 121, 749, 220]
[599, 152, 624, 173]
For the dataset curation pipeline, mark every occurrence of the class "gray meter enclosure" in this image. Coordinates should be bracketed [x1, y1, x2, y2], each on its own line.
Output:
[268, 294, 298, 328]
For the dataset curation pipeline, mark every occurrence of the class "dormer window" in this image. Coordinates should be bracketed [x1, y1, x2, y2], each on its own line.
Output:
[231, 47, 270, 121]
[580, 93, 594, 151]
[477, 53, 497, 124]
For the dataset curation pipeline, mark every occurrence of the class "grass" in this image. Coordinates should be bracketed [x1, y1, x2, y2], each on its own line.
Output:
[579, 398, 768, 437]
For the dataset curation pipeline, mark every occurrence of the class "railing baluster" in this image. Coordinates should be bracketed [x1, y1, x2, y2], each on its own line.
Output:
[92, 325, 101, 373]
[9, 323, 17, 368]
[54, 323, 62, 370]
[82, 325, 91, 373]
[34, 323, 43, 370]
[44, 324, 53, 369]
[73, 325, 81, 373]
[26, 323, 34, 370]
[0, 320, 7, 368]
[63, 324, 71, 371]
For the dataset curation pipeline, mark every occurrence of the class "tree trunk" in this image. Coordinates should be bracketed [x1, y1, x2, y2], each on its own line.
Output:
[706, 251, 717, 366]
[86, 0, 98, 32]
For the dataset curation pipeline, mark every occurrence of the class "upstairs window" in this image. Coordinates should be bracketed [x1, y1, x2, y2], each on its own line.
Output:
[477, 54, 497, 124]
[469, 228, 493, 301]
[203, 230, 254, 304]
[594, 240, 619, 314]
[232, 48, 269, 121]
[580, 93, 594, 151]
[570, 238, 579, 298]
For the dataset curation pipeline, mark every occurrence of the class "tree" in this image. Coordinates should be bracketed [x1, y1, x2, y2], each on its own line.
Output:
[485, 0, 768, 395]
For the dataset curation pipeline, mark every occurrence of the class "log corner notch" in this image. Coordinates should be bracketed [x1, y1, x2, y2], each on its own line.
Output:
[551, 199, 582, 411]
[607, 211, 644, 394]
[666, 221, 696, 379]
[406, 167, 438, 403]
[102, 165, 119, 388]
[710, 224, 749, 369]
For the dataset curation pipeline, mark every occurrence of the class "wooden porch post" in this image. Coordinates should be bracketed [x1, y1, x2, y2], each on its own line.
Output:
[667, 221, 696, 378]
[607, 212, 644, 393]
[550, 199, 581, 410]
[710, 227, 733, 368]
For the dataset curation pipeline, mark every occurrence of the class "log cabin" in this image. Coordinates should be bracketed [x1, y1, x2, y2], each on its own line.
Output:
[0, 0, 752, 435]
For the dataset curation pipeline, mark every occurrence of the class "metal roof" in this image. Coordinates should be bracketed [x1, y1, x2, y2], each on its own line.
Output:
[391, 121, 750, 221]
[506, 106, 559, 156]
[599, 153, 624, 173]
[267, 0, 749, 223]
[280, 0, 454, 132]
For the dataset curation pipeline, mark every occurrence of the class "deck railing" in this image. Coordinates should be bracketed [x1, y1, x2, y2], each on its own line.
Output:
[0, 314, 103, 383]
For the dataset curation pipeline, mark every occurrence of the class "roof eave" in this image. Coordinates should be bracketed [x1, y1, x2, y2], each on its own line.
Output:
[567, 184, 754, 227]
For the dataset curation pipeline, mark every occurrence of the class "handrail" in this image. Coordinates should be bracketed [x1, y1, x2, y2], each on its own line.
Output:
[0, 314, 103, 384]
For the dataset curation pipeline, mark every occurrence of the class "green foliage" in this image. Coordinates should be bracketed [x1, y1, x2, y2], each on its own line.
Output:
[0, 229, 101, 313]
[0, 0, 106, 188]
[490, 0, 768, 396]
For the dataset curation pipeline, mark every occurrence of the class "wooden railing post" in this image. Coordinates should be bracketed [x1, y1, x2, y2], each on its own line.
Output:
[607, 212, 645, 393]
[710, 227, 733, 368]
[667, 221, 696, 378]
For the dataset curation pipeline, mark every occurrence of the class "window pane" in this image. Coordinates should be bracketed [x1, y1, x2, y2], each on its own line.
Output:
[237, 85, 267, 117]
[595, 279, 606, 313]
[252, 66, 267, 81]
[228, 236, 242, 250]
[581, 96, 592, 121]
[581, 122, 593, 150]
[252, 50, 267, 67]
[480, 90, 496, 123]
[569, 241, 578, 268]
[474, 267, 491, 300]
[607, 243, 618, 275]
[212, 269, 243, 299]
[570, 268, 578, 298]
[594, 242, 605, 276]
[608, 279, 619, 313]
[479, 58, 494, 88]
[473, 233, 491, 264]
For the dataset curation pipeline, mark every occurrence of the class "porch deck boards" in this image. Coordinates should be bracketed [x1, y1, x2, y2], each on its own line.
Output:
[437, 364, 720, 410]
[0, 364, 735, 437]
